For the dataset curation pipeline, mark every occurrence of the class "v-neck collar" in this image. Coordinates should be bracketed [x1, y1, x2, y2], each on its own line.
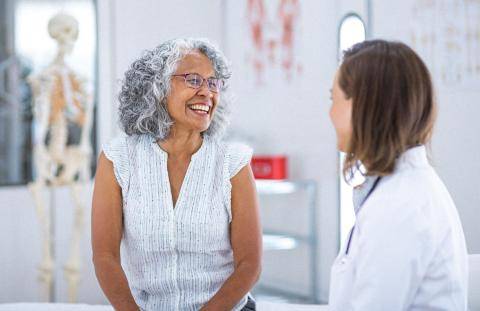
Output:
[151, 136, 208, 211]
[353, 175, 380, 214]
[152, 136, 207, 160]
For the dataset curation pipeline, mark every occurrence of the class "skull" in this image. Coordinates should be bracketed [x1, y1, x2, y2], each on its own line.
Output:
[48, 13, 79, 54]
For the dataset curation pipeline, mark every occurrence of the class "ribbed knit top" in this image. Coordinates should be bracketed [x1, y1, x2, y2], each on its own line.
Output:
[103, 134, 253, 311]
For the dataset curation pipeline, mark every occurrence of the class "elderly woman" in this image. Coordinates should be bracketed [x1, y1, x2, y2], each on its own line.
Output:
[92, 38, 261, 311]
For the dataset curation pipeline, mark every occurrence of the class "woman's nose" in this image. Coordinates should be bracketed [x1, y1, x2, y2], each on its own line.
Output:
[197, 80, 212, 97]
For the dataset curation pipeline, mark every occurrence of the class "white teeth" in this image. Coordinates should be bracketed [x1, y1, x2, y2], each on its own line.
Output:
[190, 104, 210, 112]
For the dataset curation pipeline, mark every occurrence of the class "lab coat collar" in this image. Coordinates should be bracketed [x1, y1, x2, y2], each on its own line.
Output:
[352, 145, 428, 214]
[353, 175, 380, 214]
[395, 145, 429, 171]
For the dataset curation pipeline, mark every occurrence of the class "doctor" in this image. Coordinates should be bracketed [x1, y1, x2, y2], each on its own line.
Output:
[328, 40, 468, 310]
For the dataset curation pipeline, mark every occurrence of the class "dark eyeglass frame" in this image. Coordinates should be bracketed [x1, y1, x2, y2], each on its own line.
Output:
[172, 73, 224, 93]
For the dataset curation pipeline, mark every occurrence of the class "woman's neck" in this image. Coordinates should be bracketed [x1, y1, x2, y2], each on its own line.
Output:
[159, 129, 203, 157]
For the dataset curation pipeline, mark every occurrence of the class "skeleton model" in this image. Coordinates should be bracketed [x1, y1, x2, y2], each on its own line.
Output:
[27, 13, 93, 302]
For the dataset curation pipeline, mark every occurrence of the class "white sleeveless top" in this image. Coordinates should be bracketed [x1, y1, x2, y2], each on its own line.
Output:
[103, 134, 253, 311]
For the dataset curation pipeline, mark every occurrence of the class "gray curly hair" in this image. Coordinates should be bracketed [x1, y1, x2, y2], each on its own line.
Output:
[118, 38, 232, 140]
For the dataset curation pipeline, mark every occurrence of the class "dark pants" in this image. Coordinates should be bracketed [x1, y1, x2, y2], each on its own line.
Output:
[241, 296, 256, 311]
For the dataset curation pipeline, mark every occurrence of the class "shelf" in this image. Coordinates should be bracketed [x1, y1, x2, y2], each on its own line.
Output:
[263, 230, 312, 244]
[255, 179, 316, 195]
[263, 234, 298, 250]
[254, 178, 320, 303]
[252, 284, 314, 304]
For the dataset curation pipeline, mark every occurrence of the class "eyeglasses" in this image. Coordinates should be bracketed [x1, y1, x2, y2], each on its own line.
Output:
[172, 73, 224, 93]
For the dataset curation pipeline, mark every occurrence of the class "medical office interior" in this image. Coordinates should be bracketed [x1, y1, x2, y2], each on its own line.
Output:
[0, 0, 479, 309]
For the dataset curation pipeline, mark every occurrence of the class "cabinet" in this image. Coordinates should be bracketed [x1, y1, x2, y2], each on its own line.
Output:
[255, 179, 319, 303]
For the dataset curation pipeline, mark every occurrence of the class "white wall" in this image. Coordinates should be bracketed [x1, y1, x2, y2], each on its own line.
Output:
[97, 0, 224, 148]
[0, 184, 107, 303]
[2, 0, 342, 303]
[100, 0, 344, 303]
[371, 0, 480, 254]
[0, 186, 43, 302]
[112, 0, 224, 85]
[0, 0, 225, 303]
[0, 0, 365, 304]
[223, 0, 339, 302]
[2, 0, 479, 305]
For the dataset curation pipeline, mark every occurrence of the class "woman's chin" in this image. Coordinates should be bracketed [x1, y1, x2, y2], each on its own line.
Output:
[193, 122, 212, 134]
[337, 141, 348, 153]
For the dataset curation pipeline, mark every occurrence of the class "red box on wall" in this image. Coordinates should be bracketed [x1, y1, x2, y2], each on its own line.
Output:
[251, 155, 287, 180]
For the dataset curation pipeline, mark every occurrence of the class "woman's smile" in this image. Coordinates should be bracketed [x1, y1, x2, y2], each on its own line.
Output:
[187, 102, 212, 117]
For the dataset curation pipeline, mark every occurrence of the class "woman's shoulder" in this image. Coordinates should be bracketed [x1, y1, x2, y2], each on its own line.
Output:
[102, 134, 148, 189]
[208, 138, 253, 161]
[369, 168, 431, 209]
[380, 163, 441, 200]
[209, 138, 253, 178]
[364, 165, 454, 230]
[103, 133, 153, 159]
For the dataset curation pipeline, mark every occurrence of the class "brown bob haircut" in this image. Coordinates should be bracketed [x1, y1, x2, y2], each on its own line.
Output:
[339, 40, 436, 179]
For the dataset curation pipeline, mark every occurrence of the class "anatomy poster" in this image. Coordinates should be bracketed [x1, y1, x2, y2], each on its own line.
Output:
[226, 0, 304, 88]
[411, 0, 480, 86]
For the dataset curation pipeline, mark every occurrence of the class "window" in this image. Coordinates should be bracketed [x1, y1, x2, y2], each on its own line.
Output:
[338, 14, 367, 60]
[337, 13, 366, 248]
[0, 0, 97, 186]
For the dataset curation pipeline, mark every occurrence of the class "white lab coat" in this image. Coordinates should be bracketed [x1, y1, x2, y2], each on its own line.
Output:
[329, 146, 468, 310]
